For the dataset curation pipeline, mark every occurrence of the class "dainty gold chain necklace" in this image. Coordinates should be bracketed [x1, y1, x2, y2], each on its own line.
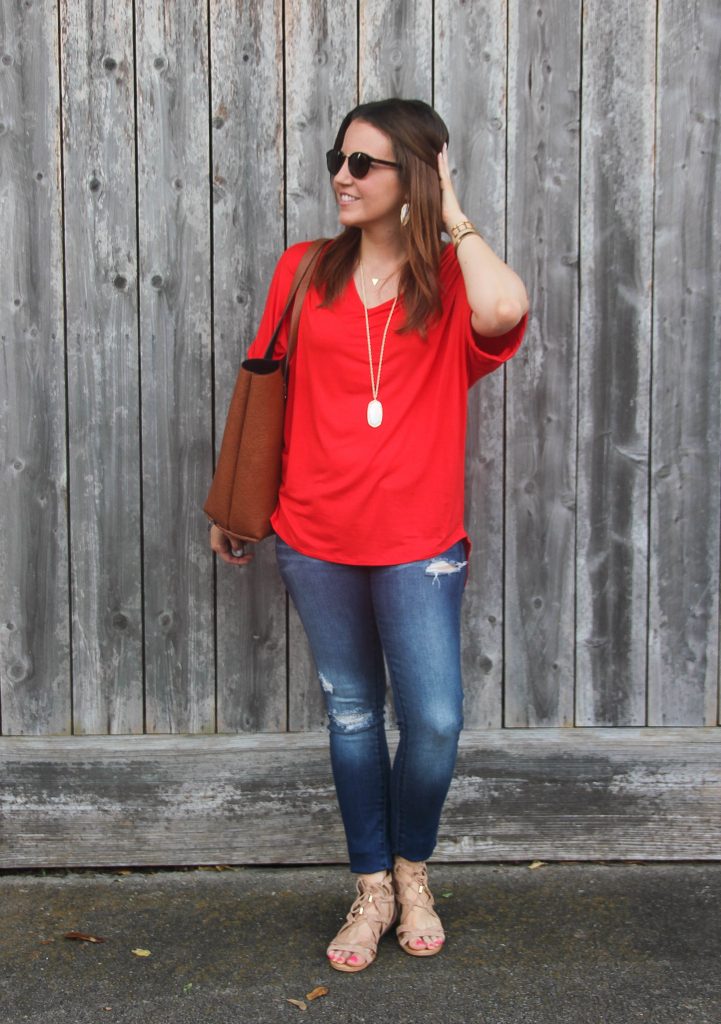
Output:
[359, 262, 398, 428]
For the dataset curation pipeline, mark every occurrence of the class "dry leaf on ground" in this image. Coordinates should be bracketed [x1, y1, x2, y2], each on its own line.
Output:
[306, 986, 329, 1001]
[64, 931, 105, 943]
[287, 998, 307, 1011]
[529, 861, 546, 870]
[131, 948, 152, 957]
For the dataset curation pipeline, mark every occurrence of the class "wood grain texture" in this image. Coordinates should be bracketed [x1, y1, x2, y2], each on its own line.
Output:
[435, 0, 508, 728]
[210, 0, 287, 733]
[135, 2, 214, 734]
[648, 0, 721, 726]
[0, 0, 70, 734]
[575, 0, 656, 726]
[285, 0, 357, 245]
[285, 0, 358, 731]
[3, 728, 720, 867]
[504, 0, 581, 726]
[61, 0, 143, 734]
[359, 0, 432, 102]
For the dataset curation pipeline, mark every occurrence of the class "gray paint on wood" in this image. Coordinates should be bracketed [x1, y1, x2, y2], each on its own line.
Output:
[436, 0, 509, 728]
[648, 0, 721, 726]
[136, 1, 215, 734]
[576, 0, 655, 726]
[61, 0, 143, 734]
[3, 729, 721, 867]
[211, 0, 288, 733]
[505, 0, 581, 726]
[0, 0, 71, 734]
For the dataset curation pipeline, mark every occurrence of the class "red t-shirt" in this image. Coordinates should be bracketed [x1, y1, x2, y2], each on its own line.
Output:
[246, 240, 526, 564]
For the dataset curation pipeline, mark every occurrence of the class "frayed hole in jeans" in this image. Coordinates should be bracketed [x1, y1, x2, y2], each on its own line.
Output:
[329, 708, 376, 733]
[425, 559, 468, 586]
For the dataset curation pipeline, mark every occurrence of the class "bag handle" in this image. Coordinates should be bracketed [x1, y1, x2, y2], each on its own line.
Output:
[262, 239, 328, 363]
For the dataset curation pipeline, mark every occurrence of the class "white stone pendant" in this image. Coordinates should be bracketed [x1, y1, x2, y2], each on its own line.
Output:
[367, 399, 383, 428]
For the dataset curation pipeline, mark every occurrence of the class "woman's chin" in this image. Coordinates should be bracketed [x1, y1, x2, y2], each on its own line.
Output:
[337, 207, 361, 227]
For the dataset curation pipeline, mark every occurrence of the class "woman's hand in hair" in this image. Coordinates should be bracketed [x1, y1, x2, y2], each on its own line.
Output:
[437, 144, 465, 232]
[438, 144, 528, 336]
[209, 525, 255, 567]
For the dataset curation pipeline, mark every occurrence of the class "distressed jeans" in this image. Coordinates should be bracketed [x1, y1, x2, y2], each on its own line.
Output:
[275, 536, 468, 873]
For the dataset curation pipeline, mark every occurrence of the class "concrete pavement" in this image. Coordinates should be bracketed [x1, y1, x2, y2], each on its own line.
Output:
[1, 863, 719, 1024]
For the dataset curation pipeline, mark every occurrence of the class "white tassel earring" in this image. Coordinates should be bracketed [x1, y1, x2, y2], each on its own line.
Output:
[400, 202, 410, 227]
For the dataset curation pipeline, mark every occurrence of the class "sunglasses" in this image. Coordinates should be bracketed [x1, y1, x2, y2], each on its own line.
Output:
[326, 148, 400, 179]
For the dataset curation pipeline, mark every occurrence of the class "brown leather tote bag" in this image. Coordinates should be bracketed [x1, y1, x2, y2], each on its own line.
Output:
[204, 239, 326, 543]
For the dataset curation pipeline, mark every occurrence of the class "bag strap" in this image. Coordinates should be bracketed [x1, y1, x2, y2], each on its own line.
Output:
[262, 239, 328, 362]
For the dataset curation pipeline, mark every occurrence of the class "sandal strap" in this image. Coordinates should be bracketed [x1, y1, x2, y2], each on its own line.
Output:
[328, 874, 397, 959]
[396, 914, 445, 944]
[393, 860, 445, 942]
[393, 861, 436, 909]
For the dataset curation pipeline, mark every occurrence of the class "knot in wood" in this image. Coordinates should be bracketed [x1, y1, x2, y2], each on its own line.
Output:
[9, 661, 29, 682]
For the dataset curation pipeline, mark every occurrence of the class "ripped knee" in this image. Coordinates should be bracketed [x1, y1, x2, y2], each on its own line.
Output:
[327, 706, 379, 734]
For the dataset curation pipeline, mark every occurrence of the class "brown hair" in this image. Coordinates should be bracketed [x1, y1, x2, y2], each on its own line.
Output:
[314, 99, 449, 335]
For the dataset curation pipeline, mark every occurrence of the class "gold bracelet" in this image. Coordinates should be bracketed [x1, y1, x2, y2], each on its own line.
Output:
[449, 219, 480, 250]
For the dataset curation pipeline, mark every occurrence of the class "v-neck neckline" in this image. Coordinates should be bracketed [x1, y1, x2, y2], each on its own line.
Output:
[351, 276, 399, 312]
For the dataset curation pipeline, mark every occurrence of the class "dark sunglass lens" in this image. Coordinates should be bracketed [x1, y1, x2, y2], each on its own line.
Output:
[348, 152, 371, 178]
[326, 149, 343, 175]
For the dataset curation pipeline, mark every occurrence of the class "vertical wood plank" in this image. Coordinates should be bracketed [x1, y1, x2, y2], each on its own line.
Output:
[285, 0, 358, 731]
[435, 0, 509, 728]
[359, 0, 432, 102]
[648, 0, 721, 726]
[504, 0, 581, 727]
[136, 2, 214, 733]
[575, 0, 656, 726]
[0, 0, 70, 734]
[212, 0, 287, 733]
[61, 0, 143, 734]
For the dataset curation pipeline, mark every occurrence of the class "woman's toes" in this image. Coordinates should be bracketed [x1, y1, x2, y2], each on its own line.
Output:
[328, 948, 365, 965]
[410, 934, 443, 949]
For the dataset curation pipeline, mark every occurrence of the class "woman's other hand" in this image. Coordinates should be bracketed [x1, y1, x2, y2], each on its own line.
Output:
[209, 524, 255, 567]
[437, 144, 465, 233]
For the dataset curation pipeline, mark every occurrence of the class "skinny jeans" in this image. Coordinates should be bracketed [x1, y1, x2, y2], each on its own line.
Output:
[275, 536, 467, 874]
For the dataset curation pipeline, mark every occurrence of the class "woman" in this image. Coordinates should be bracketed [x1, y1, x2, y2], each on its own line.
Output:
[210, 98, 528, 972]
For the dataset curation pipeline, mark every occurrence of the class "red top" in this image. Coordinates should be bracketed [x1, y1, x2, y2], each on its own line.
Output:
[246, 240, 526, 565]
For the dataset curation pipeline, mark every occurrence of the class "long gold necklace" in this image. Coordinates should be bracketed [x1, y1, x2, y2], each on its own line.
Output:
[359, 262, 398, 428]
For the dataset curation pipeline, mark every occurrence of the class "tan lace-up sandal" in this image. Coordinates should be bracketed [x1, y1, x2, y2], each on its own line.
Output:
[393, 857, 446, 957]
[326, 871, 397, 973]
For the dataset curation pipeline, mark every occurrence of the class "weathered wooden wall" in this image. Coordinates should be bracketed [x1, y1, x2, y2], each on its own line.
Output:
[0, 0, 719, 865]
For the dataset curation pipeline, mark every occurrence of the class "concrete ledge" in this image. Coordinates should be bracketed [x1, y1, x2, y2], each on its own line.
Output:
[1, 728, 720, 867]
